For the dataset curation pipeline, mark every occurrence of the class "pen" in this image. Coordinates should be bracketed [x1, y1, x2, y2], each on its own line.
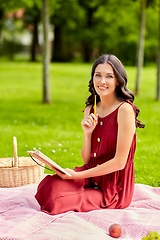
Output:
[94, 95, 96, 123]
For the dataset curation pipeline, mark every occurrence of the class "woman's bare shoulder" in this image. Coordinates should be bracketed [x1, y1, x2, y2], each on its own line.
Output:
[119, 102, 134, 115]
[118, 102, 135, 127]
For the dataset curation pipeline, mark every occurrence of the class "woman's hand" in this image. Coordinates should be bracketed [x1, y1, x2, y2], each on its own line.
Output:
[81, 113, 98, 135]
[52, 168, 81, 180]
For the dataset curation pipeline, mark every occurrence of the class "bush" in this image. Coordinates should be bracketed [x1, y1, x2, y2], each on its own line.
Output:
[0, 38, 25, 60]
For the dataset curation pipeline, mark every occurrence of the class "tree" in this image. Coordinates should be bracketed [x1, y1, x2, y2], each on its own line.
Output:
[78, 0, 100, 62]
[86, 0, 140, 65]
[135, 0, 146, 95]
[0, 0, 52, 103]
[0, 8, 4, 41]
[23, 4, 41, 62]
[42, 0, 51, 103]
[0, 0, 41, 61]
[50, 0, 84, 62]
[157, 0, 160, 100]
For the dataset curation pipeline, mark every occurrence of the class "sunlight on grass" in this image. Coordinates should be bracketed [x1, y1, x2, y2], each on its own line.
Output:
[0, 61, 160, 186]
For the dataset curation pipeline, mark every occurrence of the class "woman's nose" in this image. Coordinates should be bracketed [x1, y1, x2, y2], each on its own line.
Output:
[100, 76, 106, 83]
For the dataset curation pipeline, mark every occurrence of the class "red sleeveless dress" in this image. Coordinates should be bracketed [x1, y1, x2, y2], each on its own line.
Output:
[35, 101, 136, 215]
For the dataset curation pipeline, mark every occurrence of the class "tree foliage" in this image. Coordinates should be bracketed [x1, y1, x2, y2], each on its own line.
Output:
[0, 0, 159, 65]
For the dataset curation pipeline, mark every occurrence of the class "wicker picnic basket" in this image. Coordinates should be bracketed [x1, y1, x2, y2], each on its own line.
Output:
[0, 137, 44, 188]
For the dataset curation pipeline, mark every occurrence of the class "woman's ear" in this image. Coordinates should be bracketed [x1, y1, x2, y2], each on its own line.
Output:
[116, 79, 119, 86]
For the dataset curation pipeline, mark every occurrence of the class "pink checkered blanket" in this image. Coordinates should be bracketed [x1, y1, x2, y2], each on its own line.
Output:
[0, 183, 160, 240]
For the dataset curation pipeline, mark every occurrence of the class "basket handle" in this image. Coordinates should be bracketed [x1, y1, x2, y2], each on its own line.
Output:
[13, 137, 18, 167]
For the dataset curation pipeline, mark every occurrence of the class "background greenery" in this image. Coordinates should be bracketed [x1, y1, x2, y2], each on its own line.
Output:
[0, 0, 159, 64]
[0, 60, 160, 187]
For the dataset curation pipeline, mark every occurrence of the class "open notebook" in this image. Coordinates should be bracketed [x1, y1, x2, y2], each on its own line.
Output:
[27, 150, 71, 177]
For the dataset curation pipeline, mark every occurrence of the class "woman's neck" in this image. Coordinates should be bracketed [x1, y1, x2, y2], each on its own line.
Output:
[97, 95, 122, 117]
[99, 94, 119, 108]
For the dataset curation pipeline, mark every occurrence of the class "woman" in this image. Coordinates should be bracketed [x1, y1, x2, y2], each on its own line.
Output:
[35, 54, 144, 215]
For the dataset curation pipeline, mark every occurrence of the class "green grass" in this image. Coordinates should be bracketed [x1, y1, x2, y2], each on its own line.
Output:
[0, 60, 160, 186]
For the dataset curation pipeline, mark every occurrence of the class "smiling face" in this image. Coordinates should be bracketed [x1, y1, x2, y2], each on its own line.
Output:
[93, 63, 118, 98]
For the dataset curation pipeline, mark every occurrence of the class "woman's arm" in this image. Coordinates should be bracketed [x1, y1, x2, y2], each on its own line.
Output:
[57, 102, 135, 180]
[81, 105, 98, 164]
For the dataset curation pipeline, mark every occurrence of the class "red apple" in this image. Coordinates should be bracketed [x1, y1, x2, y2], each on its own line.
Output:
[109, 223, 122, 238]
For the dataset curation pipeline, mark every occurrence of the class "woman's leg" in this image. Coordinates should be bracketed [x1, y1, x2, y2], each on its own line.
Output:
[35, 174, 103, 215]
[35, 174, 85, 214]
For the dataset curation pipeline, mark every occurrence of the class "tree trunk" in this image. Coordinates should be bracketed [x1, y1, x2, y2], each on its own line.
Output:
[51, 25, 63, 62]
[42, 0, 51, 103]
[135, 0, 146, 95]
[30, 14, 39, 62]
[82, 7, 94, 62]
[157, 1, 160, 101]
[83, 40, 92, 62]
[0, 8, 4, 41]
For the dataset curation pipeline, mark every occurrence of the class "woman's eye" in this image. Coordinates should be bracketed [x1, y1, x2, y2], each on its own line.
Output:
[95, 74, 101, 77]
[107, 75, 113, 78]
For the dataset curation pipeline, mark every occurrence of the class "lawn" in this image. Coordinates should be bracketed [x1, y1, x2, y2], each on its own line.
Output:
[0, 60, 160, 187]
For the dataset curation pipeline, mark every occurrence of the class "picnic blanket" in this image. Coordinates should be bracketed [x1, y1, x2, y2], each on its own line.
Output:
[0, 182, 160, 240]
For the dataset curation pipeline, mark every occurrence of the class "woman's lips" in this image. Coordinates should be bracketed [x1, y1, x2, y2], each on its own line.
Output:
[98, 86, 108, 90]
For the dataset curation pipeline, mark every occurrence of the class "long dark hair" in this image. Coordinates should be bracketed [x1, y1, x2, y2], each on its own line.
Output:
[86, 54, 145, 128]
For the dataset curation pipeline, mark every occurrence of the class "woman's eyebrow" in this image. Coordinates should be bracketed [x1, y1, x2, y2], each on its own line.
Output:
[106, 72, 114, 75]
[95, 71, 114, 75]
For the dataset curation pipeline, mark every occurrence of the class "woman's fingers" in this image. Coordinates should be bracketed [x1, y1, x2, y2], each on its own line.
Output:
[84, 113, 98, 126]
[81, 113, 98, 135]
[91, 113, 98, 123]
[86, 118, 94, 126]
